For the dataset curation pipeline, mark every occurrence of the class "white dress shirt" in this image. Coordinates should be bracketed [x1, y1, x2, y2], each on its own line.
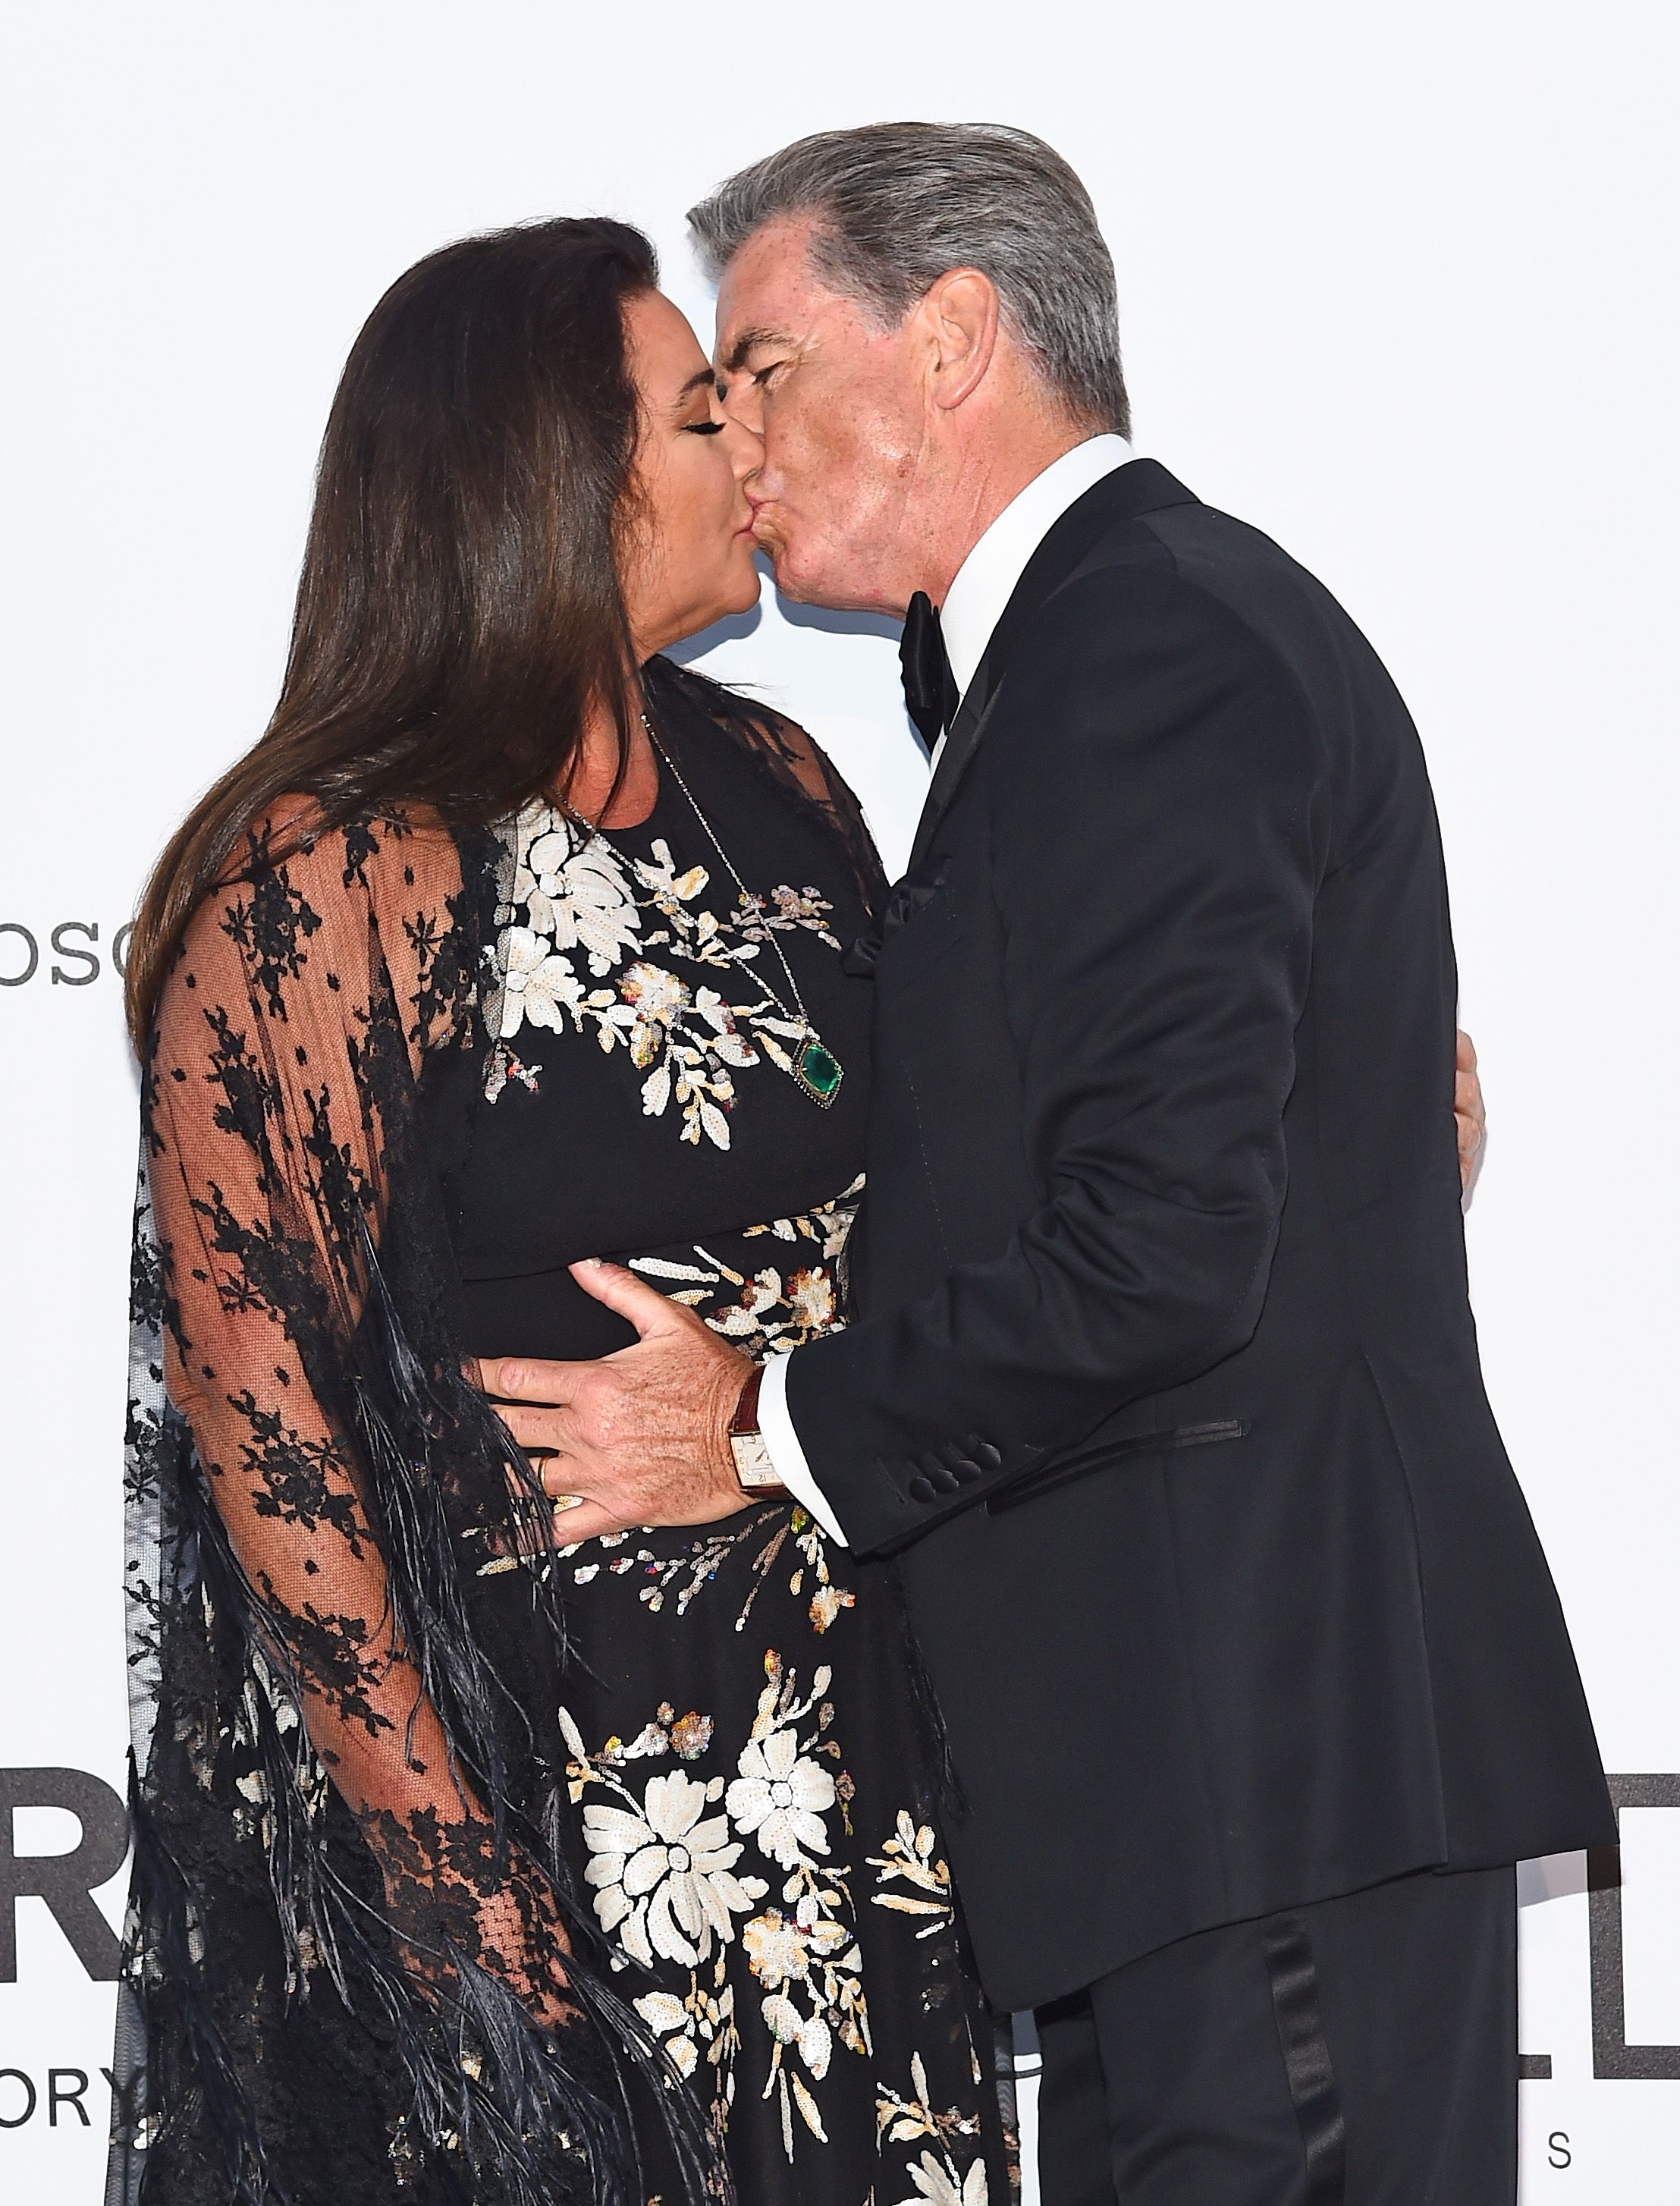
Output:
[758, 432, 1138, 1545]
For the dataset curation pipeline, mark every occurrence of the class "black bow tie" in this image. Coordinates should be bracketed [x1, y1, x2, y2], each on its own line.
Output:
[899, 590, 960, 753]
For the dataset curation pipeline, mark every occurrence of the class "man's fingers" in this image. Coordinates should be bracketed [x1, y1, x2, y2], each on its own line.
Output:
[476, 1353, 589, 1405]
[548, 1501, 629, 1546]
[499, 1494, 630, 1555]
[1455, 1109, 1481, 1184]
[495, 1403, 580, 1458]
[1455, 1076, 1485, 1171]
[570, 1259, 686, 1339]
[1452, 1026, 1485, 1198]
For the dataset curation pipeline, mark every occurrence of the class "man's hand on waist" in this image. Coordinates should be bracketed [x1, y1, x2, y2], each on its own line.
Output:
[473, 1261, 758, 1545]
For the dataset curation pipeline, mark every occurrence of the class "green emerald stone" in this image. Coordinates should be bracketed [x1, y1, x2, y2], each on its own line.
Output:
[798, 1040, 842, 1102]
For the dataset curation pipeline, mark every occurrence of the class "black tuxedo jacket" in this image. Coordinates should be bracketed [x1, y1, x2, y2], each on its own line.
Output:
[788, 460, 1614, 2011]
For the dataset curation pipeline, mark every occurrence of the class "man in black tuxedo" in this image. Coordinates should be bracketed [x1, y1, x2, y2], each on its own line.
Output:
[488, 124, 1613, 2202]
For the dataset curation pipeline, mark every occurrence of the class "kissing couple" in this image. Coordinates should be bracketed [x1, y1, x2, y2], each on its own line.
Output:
[118, 122, 1611, 2206]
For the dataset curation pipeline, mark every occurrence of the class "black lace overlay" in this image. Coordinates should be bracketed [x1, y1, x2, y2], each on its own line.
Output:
[110, 680, 1005, 2206]
[112, 800, 691, 2206]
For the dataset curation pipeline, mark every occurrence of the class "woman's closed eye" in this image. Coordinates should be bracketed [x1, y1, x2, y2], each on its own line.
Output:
[683, 416, 726, 437]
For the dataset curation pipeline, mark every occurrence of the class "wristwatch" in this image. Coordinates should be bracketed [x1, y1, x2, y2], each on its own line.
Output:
[729, 1365, 789, 1498]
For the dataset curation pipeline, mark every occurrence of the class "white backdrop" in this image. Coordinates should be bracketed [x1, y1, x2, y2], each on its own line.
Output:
[2, 2, 1676, 2198]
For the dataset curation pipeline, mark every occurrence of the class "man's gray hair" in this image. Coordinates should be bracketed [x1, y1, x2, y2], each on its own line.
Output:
[688, 122, 1129, 438]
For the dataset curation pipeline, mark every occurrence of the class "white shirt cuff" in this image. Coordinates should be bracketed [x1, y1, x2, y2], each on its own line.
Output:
[756, 1350, 849, 1546]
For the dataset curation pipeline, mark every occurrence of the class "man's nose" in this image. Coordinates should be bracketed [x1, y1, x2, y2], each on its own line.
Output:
[726, 414, 765, 483]
[717, 368, 764, 436]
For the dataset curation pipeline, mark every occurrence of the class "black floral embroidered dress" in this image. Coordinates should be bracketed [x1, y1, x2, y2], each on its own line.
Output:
[114, 665, 1010, 2206]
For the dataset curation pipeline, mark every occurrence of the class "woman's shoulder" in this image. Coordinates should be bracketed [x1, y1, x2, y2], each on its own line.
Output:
[169, 795, 477, 1025]
[214, 796, 466, 907]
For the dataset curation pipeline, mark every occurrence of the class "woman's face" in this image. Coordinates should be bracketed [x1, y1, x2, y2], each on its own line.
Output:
[620, 289, 764, 659]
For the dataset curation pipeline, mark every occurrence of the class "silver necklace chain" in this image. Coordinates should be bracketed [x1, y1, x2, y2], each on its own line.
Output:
[553, 705, 844, 1110]
[635, 711, 816, 1038]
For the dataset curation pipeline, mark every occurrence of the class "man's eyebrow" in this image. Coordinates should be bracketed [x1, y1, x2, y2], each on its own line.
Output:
[720, 325, 795, 374]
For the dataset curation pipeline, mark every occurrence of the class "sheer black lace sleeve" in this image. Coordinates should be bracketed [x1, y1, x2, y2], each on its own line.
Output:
[113, 808, 710, 2206]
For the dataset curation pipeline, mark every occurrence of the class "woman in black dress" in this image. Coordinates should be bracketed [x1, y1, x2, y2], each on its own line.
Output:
[113, 218, 1009, 2206]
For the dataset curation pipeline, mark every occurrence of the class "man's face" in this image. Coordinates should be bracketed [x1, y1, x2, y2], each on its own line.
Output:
[714, 217, 925, 614]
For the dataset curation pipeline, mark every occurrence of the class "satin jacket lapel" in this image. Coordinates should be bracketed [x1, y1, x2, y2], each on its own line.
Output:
[909, 669, 1001, 870]
[906, 460, 1199, 866]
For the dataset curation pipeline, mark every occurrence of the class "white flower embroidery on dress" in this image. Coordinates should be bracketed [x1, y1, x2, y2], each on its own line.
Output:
[564, 1715, 768, 1971]
[567, 1661, 875, 2162]
[632, 1956, 740, 2129]
[630, 1174, 862, 1359]
[561, 1704, 754, 2127]
[868, 1810, 956, 1939]
[878, 2053, 991, 2206]
[521, 824, 646, 972]
[897, 2149, 991, 2206]
[729, 1726, 837, 1868]
[498, 923, 583, 1031]
[481, 803, 842, 1145]
[729, 1654, 870, 2157]
[557, 1664, 994, 2182]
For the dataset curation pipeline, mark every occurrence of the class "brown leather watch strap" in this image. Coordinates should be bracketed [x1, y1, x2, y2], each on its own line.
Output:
[730, 1362, 766, 1438]
[727, 1363, 787, 1500]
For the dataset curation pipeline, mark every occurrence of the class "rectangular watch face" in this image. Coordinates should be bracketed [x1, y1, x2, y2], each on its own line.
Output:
[731, 1433, 777, 1487]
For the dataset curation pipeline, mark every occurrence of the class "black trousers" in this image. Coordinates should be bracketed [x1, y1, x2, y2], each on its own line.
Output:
[1035, 1866, 1517, 2206]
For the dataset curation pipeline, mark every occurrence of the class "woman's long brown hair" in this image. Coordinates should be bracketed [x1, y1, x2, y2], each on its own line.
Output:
[125, 215, 660, 1051]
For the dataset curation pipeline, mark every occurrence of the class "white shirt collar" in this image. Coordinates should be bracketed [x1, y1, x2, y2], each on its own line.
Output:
[937, 432, 1135, 702]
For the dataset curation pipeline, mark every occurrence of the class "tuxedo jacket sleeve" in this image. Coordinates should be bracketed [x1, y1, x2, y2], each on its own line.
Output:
[787, 564, 1330, 1554]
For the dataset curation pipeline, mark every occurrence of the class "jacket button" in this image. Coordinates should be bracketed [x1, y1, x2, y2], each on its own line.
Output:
[906, 1475, 936, 1503]
[972, 1440, 1003, 1470]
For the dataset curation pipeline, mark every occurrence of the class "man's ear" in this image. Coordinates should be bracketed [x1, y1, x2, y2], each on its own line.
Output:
[919, 267, 1001, 413]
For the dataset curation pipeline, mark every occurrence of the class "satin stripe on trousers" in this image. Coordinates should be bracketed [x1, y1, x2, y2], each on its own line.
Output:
[1035, 1865, 1518, 2206]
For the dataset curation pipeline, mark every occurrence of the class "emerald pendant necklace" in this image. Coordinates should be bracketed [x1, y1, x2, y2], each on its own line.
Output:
[639, 712, 843, 1110]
